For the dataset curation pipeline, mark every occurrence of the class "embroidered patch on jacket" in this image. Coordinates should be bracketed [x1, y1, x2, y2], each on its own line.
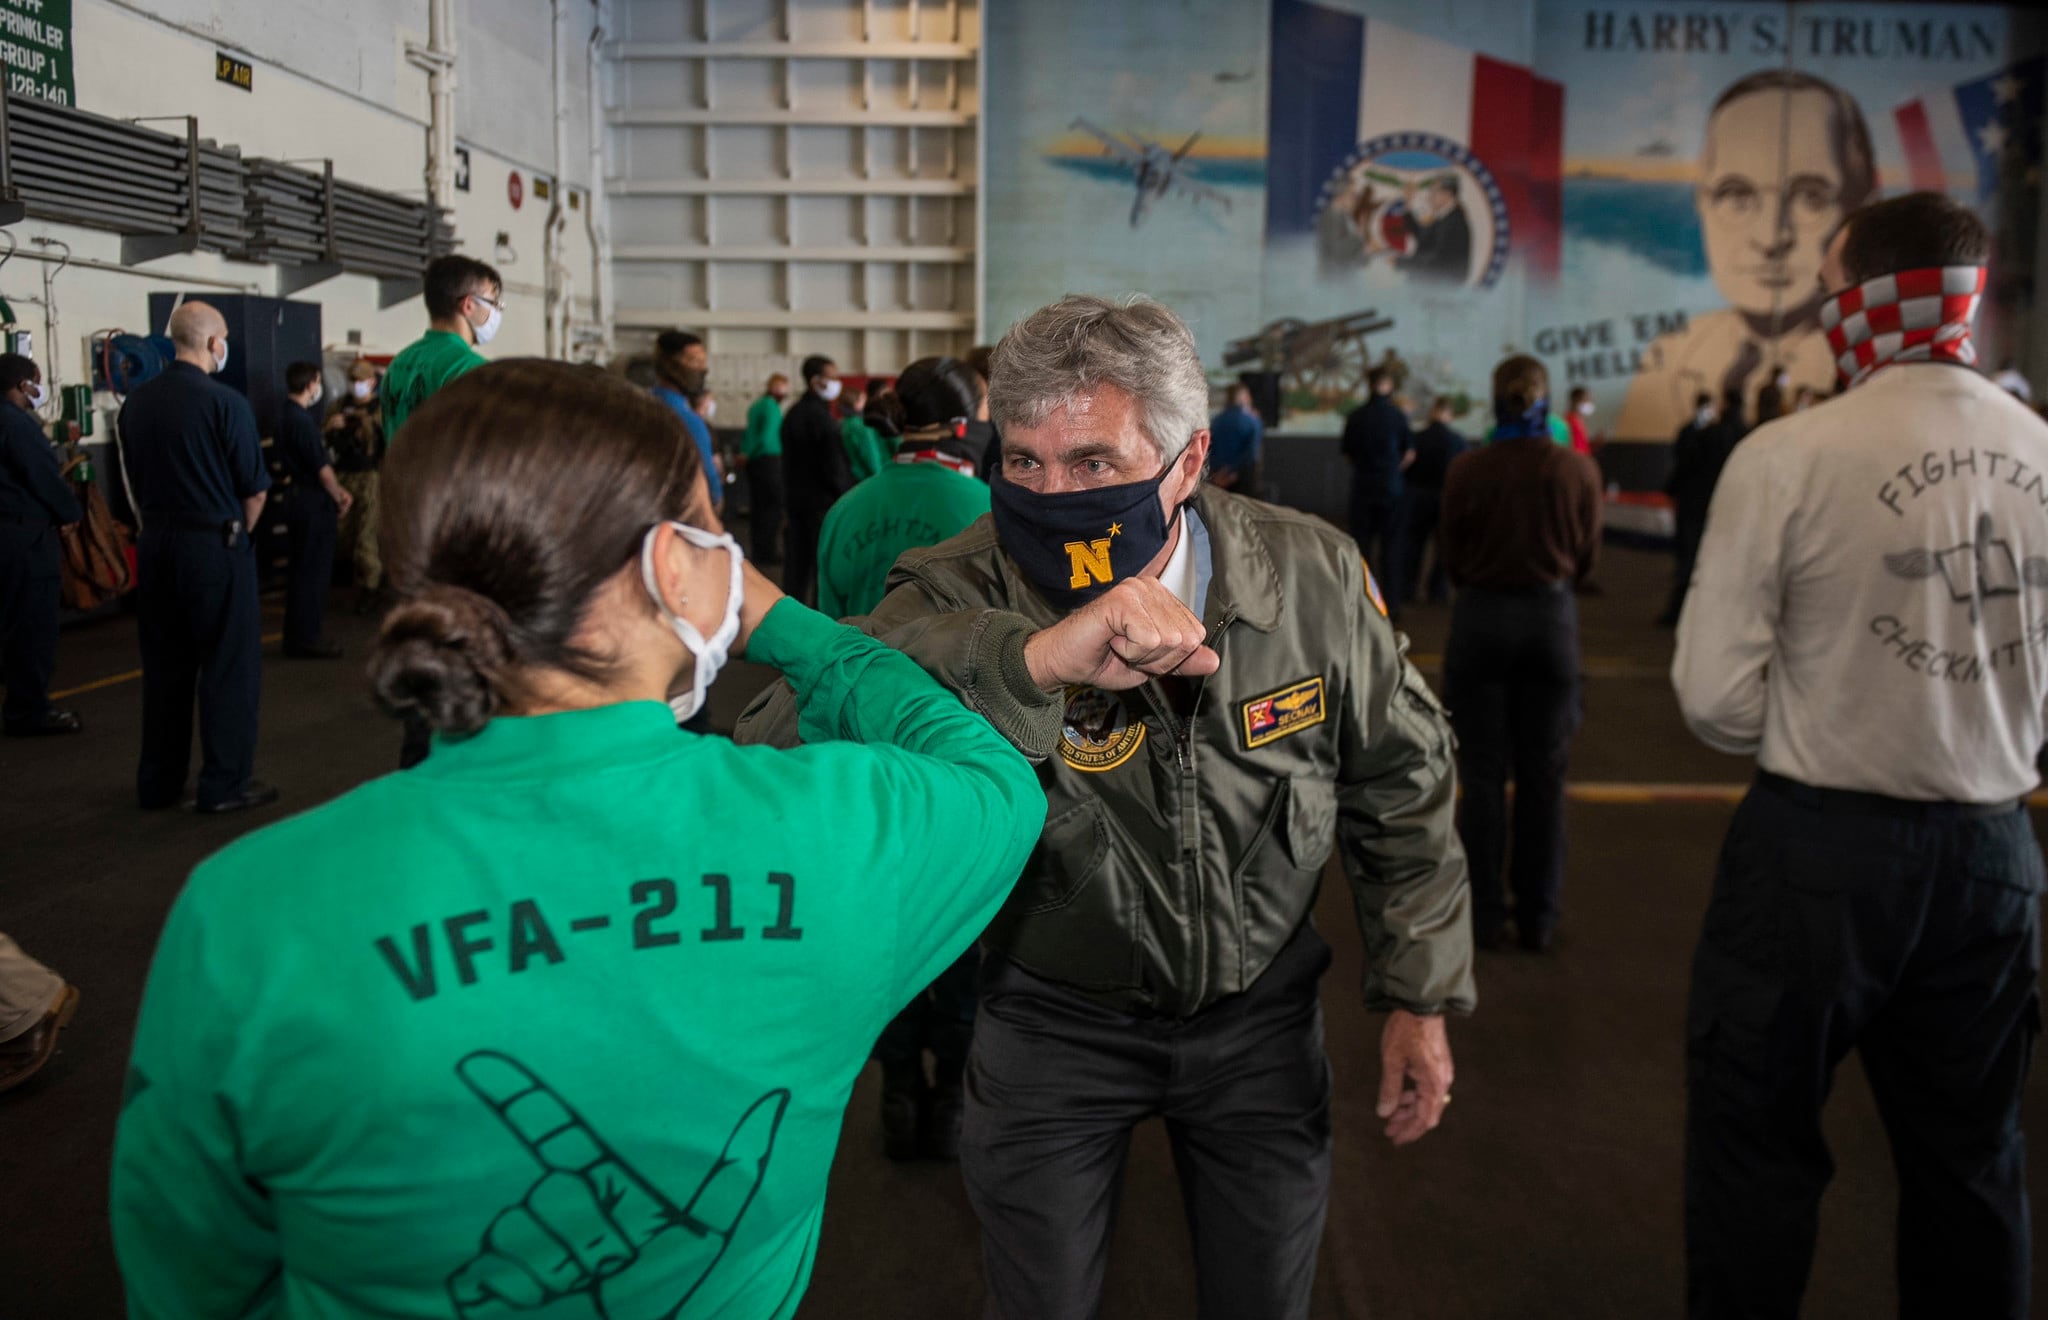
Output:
[1242, 677, 1327, 749]
[1059, 686, 1146, 772]
[1362, 558, 1389, 617]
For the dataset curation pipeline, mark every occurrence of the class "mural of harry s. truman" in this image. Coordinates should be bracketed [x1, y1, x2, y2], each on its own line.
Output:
[1616, 70, 1877, 441]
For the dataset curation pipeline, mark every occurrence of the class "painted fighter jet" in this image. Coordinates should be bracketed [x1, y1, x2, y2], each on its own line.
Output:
[1070, 118, 1233, 228]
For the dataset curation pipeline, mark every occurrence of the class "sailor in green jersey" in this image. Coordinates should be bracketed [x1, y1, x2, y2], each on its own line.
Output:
[818, 358, 991, 621]
[838, 383, 898, 482]
[107, 363, 1217, 1320]
[386, 254, 505, 770]
[382, 255, 502, 442]
[739, 374, 789, 565]
[813, 356, 998, 1162]
[741, 375, 787, 463]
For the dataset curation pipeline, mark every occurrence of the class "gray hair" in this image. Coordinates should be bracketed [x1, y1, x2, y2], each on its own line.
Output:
[987, 294, 1209, 463]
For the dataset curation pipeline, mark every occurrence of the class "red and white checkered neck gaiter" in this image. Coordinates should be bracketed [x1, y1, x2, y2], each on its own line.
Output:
[1819, 265, 1986, 389]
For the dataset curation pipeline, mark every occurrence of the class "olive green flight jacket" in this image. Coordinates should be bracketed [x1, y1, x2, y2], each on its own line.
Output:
[736, 486, 1475, 1018]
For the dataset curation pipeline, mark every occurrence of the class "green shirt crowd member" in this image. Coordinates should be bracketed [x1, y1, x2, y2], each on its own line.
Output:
[741, 382, 785, 460]
[382, 254, 504, 442]
[817, 362, 990, 619]
[817, 454, 990, 618]
[839, 415, 893, 482]
[111, 361, 1046, 1320]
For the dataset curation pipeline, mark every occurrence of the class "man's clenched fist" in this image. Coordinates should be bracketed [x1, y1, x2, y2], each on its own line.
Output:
[1022, 576, 1220, 693]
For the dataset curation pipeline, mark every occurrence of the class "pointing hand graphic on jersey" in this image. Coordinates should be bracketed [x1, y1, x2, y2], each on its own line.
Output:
[447, 1051, 788, 1320]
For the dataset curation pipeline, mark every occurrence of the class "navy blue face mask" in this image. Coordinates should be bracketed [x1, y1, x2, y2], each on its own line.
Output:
[989, 461, 1182, 611]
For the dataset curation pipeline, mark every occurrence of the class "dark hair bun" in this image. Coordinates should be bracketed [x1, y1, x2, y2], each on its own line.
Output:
[369, 586, 518, 736]
[895, 356, 981, 428]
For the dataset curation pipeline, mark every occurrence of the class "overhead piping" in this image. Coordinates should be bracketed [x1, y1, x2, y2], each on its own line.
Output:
[546, 0, 573, 358]
[585, 0, 613, 360]
[407, 0, 459, 213]
[28, 236, 67, 398]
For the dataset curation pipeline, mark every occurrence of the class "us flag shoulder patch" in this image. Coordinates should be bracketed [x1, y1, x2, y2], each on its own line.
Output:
[1362, 558, 1388, 617]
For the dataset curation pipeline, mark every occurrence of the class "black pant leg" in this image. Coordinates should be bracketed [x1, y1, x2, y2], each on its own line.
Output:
[1685, 787, 1886, 1319]
[926, 949, 982, 1083]
[1394, 493, 1429, 602]
[1860, 811, 2041, 1320]
[1666, 517, 1703, 621]
[1446, 600, 1511, 941]
[1163, 925, 1334, 1320]
[1348, 499, 1392, 583]
[748, 455, 785, 565]
[782, 506, 821, 607]
[1506, 679, 1576, 943]
[1425, 497, 1458, 601]
[876, 949, 981, 1081]
[1379, 498, 1409, 613]
[961, 957, 1165, 1320]
[0, 529, 59, 723]
[135, 534, 198, 807]
[1506, 596, 1582, 943]
[872, 996, 931, 1076]
[189, 536, 262, 807]
[284, 504, 336, 650]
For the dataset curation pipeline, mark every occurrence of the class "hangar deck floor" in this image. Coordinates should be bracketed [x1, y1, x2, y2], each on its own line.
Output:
[4, 544, 2043, 1319]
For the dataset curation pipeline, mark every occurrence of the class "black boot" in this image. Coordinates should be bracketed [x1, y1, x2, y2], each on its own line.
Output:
[880, 1064, 925, 1163]
[920, 1061, 965, 1162]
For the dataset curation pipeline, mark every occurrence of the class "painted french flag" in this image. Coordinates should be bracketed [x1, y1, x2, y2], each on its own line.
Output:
[1266, 0, 1564, 276]
[1893, 56, 2045, 200]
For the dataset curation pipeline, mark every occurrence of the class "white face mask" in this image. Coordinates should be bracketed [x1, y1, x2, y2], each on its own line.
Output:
[639, 520, 745, 723]
[352, 379, 374, 400]
[817, 378, 842, 402]
[471, 297, 503, 346]
[1576, 400, 1594, 417]
[212, 339, 229, 374]
[25, 381, 47, 409]
[308, 386, 323, 407]
[699, 398, 717, 422]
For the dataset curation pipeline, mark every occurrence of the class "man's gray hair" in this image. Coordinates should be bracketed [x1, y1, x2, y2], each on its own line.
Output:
[987, 294, 1209, 463]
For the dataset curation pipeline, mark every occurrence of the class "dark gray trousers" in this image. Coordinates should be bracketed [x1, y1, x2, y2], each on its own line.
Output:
[961, 923, 1333, 1320]
[1686, 774, 2041, 1318]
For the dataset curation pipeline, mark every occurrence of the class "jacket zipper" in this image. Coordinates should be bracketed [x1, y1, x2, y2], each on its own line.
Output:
[1147, 610, 1233, 1010]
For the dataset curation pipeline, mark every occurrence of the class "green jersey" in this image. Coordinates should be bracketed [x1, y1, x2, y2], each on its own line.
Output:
[838, 417, 893, 483]
[816, 456, 991, 619]
[742, 394, 784, 460]
[113, 601, 1043, 1320]
[382, 329, 488, 441]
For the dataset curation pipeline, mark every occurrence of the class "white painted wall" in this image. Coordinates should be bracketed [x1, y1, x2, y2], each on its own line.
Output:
[605, 0, 981, 378]
[10, 0, 603, 413]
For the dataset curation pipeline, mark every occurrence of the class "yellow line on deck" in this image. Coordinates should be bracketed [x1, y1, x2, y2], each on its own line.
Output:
[51, 633, 286, 699]
[1567, 782, 2048, 808]
[1569, 782, 1745, 804]
[1409, 654, 1667, 679]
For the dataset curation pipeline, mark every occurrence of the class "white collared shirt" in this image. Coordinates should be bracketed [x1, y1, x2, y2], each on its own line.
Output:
[1673, 364, 2048, 802]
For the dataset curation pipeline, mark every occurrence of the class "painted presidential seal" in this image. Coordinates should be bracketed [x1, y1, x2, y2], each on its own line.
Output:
[1059, 686, 1146, 773]
[1315, 132, 1511, 289]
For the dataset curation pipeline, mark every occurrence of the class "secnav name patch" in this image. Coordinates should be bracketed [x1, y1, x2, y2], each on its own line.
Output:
[1242, 677, 1327, 749]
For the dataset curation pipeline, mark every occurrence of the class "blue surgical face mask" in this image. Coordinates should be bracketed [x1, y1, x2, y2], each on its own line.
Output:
[988, 461, 1182, 611]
